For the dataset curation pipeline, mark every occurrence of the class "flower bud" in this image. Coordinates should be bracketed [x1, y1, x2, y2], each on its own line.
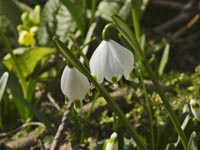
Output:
[61, 66, 90, 103]
[104, 132, 118, 150]
[190, 99, 200, 121]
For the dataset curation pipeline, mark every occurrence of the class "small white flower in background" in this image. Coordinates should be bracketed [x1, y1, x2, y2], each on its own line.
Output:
[61, 66, 90, 111]
[104, 132, 118, 150]
[89, 40, 134, 84]
[190, 99, 200, 121]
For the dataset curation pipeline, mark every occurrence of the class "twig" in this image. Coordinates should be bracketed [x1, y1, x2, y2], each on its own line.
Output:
[5, 126, 46, 150]
[149, 0, 184, 10]
[50, 102, 72, 150]
[0, 121, 44, 139]
[172, 13, 200, 38]
[80, 22, 97, 63]
[47, 92, 61, 111]
[154, 0, 198, 32]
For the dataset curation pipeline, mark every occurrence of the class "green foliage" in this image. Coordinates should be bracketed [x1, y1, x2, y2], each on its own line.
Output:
[38, 0, 76, 45]
[98, 0, 123, 21]
[98, 0, 148, 21]
[61, 0, 86, 35]
[0, 0, 22, 28]
[3, 47, 54, 78]
[158, 43, 170, 76]
[187, 132, 197, 150]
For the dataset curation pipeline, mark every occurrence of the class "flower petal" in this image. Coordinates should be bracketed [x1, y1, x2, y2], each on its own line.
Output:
[190, 99, 200, 121]
[89, 41, 108, 83]
[61, 66, 90, 101]
[89, 39, 134, 83]
[103, 41, 123, 82]
[109, 40, 134, 80]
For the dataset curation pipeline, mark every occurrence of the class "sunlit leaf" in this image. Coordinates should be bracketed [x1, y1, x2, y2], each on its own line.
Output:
[3, 47, 54, 78]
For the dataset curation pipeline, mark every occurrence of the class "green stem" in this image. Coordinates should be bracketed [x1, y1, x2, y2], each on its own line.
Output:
[90, 0, 97, 24]
[143, 61, 188, 149]
[139, 72, 155, 150]
[102, 23, 114, 41]
[131, 6, 154, 148]
[131, 0, 141, 41]
[111, 15, 188, 150]
[53, 37, 147, 150]
[0, 29, 27, 97]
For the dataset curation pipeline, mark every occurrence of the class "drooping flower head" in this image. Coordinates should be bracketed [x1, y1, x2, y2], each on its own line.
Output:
[190, 99, 200, 121]
[89, 40, 134, 84]
[104, 132, 118, 150]
[61, 66, 90, 111]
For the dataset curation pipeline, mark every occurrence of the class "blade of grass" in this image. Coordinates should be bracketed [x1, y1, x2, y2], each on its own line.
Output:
[131, 0, 141, 41]
[158, 43, 170, 76]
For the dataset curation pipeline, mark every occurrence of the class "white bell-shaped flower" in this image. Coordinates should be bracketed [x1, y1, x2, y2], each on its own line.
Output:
[61, 66, 90, 102]
[89, 40, 134, 83]
[105, 132, 118, 150]
[190, 99, 200, 121]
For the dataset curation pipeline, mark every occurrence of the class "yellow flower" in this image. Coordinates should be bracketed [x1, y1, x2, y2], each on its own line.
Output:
[18, 30, 36, 46]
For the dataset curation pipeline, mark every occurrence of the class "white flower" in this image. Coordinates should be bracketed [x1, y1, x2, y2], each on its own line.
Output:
[105, 132, 118, 150]
[190, 99, 200, 121]
[89, 40, 134, 83]
[61, 66, 90, 102]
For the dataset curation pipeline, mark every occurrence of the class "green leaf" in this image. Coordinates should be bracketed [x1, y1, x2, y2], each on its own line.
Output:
[0, 72, 9, 102]
[158, 43, 170, 76]
[61, 0, 85, 35]
[0, 0, 22, 27]
[55, 4, 76, 41]
[118, 0, 132, 20]
[13, 93, 31, 122]
[119, 0, 148, 20]
[98, 0, 123, 21]
[12, 89, 52, 129]
[3, 47, 54, 78]
[38, 0, 76, 45]
[187, 132, 197, 150]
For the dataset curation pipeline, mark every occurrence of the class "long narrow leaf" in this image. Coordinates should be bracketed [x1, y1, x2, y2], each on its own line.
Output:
[0, 72, 9, 102]
[158, 44, 170, 76]
[13, 91, 52, 130]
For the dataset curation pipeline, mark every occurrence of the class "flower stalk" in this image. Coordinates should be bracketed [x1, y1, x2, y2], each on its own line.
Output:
[111, 15, 188, 149]
[53, 37, 147, 150]
[102, 23, 114, 41]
